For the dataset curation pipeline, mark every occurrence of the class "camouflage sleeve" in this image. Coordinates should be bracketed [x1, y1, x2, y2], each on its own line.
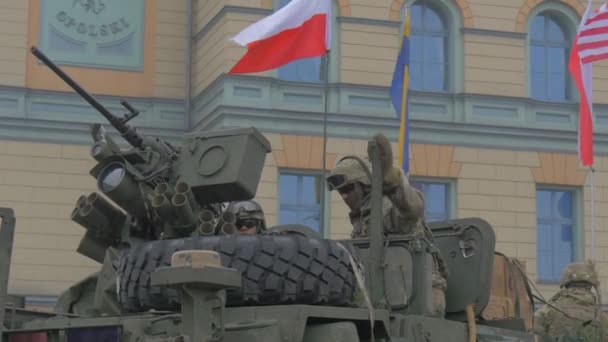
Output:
[533, 305, 551, 336]
[385, 170, 424, 228]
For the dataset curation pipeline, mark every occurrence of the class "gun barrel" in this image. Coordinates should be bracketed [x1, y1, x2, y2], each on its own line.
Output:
[198, 209, 215, 222]
[219, 223, 237, 235]
[198, 221, 215, 236]
[30, 46, 143, 149]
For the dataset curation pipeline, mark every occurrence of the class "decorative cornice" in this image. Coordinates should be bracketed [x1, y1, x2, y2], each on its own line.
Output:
[461, 28, 527, 40]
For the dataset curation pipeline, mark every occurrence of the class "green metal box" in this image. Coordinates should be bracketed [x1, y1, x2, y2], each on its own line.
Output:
[176, 127, 271, 204]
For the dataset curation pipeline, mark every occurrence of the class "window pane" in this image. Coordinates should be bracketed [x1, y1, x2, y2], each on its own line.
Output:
[537, 223, 554, 281]
[555, 191, 573, 219]
[531, 16, 544, 41]
[424, 6, 443, 31]
[410, 60, 423, 90]
[278, 57, 322, 82]
[278, 0, 290, 10]
[411, 181, 449, 222]
[548, 47, 565, 75]
[536, 188, 575, 282]
[547, 17, 565, 42]
[411, 35, 424, 61]
[536, 190, 552, 218]
[549, 72, 566, 101]
[410, 5, 423, 30]
[425, 62, 444, 91]
[425, 36, 444, 64]
[299, 210, 321, 232]
[301, 175, 321, 205]
[555, 224, 573, 279]
[532, 72, 547, 99]
[425, 184, 446, 212]
[279, 172, 323, 233]
[280, 209, 298, 225]
[279, 174, 298, 205]
[530, 45, 545, 73]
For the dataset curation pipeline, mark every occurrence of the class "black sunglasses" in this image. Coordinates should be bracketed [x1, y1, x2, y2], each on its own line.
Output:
[237, 219, 259, 228]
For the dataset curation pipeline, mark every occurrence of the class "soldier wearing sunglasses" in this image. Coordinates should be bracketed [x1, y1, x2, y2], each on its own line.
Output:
[325, 133, 447, 318]
[226, 200, 267, 235]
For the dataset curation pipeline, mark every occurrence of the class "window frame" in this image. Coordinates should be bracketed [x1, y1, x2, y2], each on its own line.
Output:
[526, 3, 579, 103]
[535, 185, 583, 284]
[278, 169, 327, 235]
[400, 0, 464, 93]
[410, 176, 455, 222]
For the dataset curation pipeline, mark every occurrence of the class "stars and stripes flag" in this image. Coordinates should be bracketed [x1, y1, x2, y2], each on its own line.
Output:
[569, 1, 608, 166]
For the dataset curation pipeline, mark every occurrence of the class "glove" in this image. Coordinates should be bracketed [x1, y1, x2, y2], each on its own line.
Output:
[370, 133, 403, 192]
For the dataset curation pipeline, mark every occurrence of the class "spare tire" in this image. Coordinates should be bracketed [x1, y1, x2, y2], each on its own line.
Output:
[117, 234, 356, 313]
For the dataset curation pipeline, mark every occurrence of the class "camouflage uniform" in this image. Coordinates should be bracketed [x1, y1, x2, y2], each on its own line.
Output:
[533, 261, 608, 341]
[327, 154, 447, 317]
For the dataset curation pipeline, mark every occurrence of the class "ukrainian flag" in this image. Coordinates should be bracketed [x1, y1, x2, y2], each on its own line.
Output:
[390, 6, 411, 173]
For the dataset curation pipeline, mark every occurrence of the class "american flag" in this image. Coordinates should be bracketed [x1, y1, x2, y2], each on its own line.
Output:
[568, 1, 607, 167]
[577, 2, 608, 64]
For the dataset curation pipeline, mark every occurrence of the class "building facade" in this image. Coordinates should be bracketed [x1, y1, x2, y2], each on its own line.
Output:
[1, 0, 608, 309]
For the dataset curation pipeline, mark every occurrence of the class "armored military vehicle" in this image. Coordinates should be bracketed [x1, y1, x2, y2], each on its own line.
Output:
[1, 47, 543, 341]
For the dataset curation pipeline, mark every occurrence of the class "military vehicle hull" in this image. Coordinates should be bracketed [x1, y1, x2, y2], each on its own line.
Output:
[3, 304, 538, 342]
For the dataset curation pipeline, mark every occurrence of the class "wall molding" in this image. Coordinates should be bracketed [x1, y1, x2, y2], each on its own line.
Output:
[0, 86, 186, 146]
[337, 16, 400, 27]
[461, 28, 527, 40]
[189, 74, 608, 156]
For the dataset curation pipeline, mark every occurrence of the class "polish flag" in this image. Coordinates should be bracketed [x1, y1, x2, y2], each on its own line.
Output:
[228, 0, 331, 74]
[569, 1, 596, 166]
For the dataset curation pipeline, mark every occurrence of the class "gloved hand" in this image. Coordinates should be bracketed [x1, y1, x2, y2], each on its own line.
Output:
[370, 133, 403, 193]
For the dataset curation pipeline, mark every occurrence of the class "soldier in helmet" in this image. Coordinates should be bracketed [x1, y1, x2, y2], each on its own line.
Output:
[533, 261, 608, 341]
[326, 133, 447, 317]
[226, 200, 267, 235]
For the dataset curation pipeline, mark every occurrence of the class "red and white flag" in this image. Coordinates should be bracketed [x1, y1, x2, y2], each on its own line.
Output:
[569, 1, 608, 166]
[228, 0, 331, 74]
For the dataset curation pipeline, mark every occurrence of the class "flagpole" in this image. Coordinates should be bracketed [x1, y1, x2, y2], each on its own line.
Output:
[590, 165, 596, 261]
[398, 5, 410, 174]
[320, 50, 330, 235]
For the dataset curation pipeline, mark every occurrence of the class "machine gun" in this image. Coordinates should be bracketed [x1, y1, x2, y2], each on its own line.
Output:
[29, 46, 271, 262]
[30, 46, 204, 259]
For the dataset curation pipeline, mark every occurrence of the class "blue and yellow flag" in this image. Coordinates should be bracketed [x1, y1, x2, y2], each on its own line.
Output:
[390, 7, 411, 173]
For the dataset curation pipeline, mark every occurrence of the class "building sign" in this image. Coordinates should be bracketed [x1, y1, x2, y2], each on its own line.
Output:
[39, 0, 145, 70]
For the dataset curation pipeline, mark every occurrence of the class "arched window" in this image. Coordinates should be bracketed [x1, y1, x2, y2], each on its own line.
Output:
[409, 2, 448, 91]
[275, 0, 328, 83]
[530, 13, 572, 102]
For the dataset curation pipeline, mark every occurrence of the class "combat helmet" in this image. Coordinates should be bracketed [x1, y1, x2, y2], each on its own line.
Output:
[226, 200, 267, 233]
[559, 261, 600, 288]
[326, 156, 372, 191]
